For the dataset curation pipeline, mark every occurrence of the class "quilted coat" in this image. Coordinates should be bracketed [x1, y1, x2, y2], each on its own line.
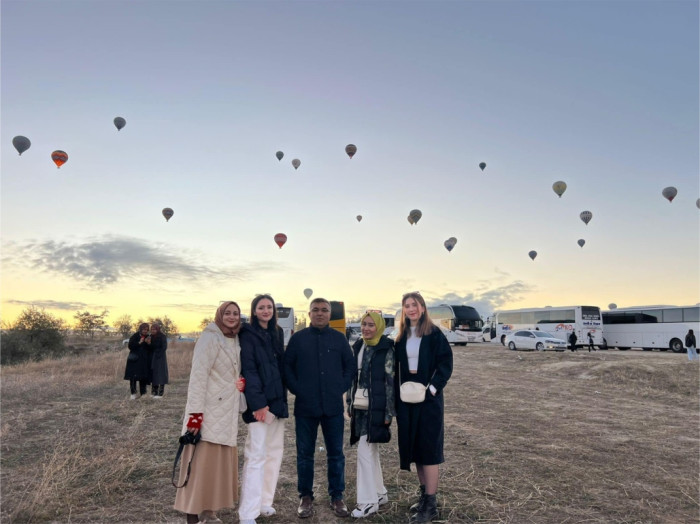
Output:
[180, 322, 242, 446]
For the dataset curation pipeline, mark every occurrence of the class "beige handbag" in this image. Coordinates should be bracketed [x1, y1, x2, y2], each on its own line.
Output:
[399, 367, 428, 403]
[353, 343, 369, 409]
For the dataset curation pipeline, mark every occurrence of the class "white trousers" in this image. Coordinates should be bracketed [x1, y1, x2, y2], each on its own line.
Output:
[238, 417, 286, 520]
[688, 345, 698, 361]
[355, 434, 387, 505]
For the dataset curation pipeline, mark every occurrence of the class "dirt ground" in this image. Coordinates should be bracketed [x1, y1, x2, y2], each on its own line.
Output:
[1, 342, 698, 523]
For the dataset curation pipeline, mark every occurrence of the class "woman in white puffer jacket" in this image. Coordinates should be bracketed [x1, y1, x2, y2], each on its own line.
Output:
[174, 301, 246, 524]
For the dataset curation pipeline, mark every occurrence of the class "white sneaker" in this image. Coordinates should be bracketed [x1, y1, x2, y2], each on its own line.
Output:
[154, 395, 163, 399]
[260, 506, 276, 517]
[239, 520, 257, 524]
[378, 492, 389, 506]
[130, 394, 137, 400]
[351, 503, 378, 518]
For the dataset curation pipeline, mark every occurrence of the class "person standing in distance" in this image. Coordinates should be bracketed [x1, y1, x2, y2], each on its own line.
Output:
[148, 323, 169, 397]
[394, 292, 453, 524]
[124, 323, 151, 399]
[568, 330, 578, 352]
[284, 298, 355, 519]
[685, 329, 698, 361]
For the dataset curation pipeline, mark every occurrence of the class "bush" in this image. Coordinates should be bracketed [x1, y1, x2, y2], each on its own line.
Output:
[1, 307, 69, 365]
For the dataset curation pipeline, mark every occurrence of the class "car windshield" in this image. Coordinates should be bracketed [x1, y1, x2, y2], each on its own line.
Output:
[534, 331, 558, 338]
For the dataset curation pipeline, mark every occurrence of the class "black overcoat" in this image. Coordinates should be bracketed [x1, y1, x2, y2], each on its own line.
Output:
[394, 325, 453, 471]
[123, 331, 151, 381]
[148, 332, 169, 385]
[239, 323, 289, 422]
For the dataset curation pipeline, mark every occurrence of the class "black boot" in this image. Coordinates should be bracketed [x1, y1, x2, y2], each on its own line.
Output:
[409, 485, 425, 514]
[410, 494, 437, 523]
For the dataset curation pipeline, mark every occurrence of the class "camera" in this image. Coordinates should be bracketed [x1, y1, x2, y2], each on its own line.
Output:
[179, 431, 201, 446]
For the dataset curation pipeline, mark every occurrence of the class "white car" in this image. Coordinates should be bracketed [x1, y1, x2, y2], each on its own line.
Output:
[504, 330, 567, 351]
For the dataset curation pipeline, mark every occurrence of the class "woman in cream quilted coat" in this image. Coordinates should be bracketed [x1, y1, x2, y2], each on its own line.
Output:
[174, 301, 246, 524]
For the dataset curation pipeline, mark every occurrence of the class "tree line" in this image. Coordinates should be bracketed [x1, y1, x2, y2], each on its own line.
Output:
[1, 307, 179, 365]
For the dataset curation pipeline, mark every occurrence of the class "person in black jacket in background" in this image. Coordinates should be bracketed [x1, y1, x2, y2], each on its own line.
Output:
[124, 323, 151, 399]
[347, 311, 395, 519]
[284, 298, 354, 519]
[238, 294, 289, 524]
[148, 323, 168, 398]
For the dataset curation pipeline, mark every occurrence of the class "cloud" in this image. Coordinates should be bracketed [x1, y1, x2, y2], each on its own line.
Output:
[4, 235, 282, 288]
[154, 303, 222, 314]
[427, 280, 534, 317]
[4, 299, 97, 311]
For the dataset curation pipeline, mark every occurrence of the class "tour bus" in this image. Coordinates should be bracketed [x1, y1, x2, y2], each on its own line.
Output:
[329, 300, 346, 336]
[488, 305, 604, 348]
[393, 304, 483, 345]
[601, 305, 700, 352]
[276, 305, 295, 346]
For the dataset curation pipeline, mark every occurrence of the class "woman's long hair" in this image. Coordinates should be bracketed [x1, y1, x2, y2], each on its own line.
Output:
[396, 292, 434, 342]
[250, 294, 281, 345]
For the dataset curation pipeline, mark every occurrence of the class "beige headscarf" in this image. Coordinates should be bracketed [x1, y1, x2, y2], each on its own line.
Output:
[215, 301, 241, 338]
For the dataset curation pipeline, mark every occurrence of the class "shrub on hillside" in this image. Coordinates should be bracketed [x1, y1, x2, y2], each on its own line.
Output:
[1, 307, 69, 365]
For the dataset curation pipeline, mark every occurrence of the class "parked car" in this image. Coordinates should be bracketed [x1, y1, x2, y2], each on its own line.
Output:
[504, 330, 567, 351]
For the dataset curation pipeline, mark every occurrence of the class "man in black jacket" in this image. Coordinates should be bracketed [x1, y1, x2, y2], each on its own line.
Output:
[284, 298, 354, 519]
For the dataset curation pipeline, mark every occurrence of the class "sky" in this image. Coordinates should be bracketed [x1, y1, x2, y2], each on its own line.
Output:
[2, 0, 699, 333]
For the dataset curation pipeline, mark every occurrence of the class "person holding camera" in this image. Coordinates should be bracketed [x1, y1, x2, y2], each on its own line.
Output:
[148, 323, 169, 398]
[394, 292, 453, 523]
[237, 294, 289, 524]
[124, 323, 151, 399]
[173, 301, 246, 524]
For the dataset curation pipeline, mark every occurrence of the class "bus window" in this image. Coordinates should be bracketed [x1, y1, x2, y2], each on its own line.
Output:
[329, 301, 346, 336]
[663, 308, 682, 323]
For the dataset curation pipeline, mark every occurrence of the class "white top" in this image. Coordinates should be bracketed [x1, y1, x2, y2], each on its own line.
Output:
[406, 326, 421, 371]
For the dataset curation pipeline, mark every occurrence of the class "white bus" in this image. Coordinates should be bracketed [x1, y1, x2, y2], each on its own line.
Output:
[276, 305, 295, 346]
[395, 304, 483, 345]
[601, 305, 700, 352]
[488, 305, 604, 348]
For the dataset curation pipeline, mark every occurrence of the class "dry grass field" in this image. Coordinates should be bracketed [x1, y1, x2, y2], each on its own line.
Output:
[1, 341, 698, 523]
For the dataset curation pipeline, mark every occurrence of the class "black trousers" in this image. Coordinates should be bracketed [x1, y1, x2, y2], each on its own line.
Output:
[152, 384, 165, 396]
[130, 379, 148, 395]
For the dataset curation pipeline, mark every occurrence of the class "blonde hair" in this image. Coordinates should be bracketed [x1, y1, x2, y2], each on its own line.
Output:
[396, 292, 434, 342]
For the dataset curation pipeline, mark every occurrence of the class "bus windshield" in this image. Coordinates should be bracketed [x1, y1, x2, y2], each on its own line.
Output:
[329, 301, 346, 336]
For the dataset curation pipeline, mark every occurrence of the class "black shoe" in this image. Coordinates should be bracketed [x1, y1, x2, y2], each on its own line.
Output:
[297, 496, 313, 518]
[410, 494, 437, 523]
[409, 485, 425, 514]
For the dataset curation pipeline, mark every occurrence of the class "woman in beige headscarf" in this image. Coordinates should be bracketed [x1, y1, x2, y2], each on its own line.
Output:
[174, 301, 245, 524]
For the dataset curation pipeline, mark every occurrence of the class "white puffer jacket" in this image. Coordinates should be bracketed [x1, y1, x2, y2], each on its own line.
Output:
[181, 323, 242, 446]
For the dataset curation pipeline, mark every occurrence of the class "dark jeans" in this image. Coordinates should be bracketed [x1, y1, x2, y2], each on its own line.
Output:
[295, 413, 346, 500]
[130, 379, 147, 395]
[152, 384, 165, 396]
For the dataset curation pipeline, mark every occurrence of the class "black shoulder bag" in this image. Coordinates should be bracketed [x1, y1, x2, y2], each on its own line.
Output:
[171, 431, 201, 488]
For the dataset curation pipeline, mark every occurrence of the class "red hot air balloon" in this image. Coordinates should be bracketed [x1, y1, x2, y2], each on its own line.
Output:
[274, 233, 287, 249]
[51, 150, 68, 168]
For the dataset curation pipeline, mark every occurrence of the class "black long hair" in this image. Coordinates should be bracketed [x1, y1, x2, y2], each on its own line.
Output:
[250, 294, 281, 345]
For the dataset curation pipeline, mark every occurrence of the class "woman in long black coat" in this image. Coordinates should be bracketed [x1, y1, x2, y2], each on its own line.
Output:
[394, 292, 453, 523]
[124, 323, 152, 399]
[148, 323, 169, 398]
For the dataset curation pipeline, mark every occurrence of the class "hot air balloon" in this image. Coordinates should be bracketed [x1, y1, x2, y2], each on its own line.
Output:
[113, 117, 126, 131]
[577, 239, 585, 248]
[608, 303, 617, 310]
[12, 136, 31, 155]
[528, 250, 537, 261]
[356, 215, 362, 222]
[407, 215, 414, 225]
[162, 208, 174, 222]
[291, 159, 300, 170]
[51, 150, 68, 168]
[444, 237, 457, 252]
[479, 162, 486, 171]
[662, 186, 677, 203]
[303, 288, 313, 299]
[345, 144, 357, 159]
[274, 233, 287, 249]
[552, 181, 567, 198]
[276, 151, 284, 161]
[408, 209, 422, 225]
[580, 210, 592, 225]
[696, 198, 700, 209]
